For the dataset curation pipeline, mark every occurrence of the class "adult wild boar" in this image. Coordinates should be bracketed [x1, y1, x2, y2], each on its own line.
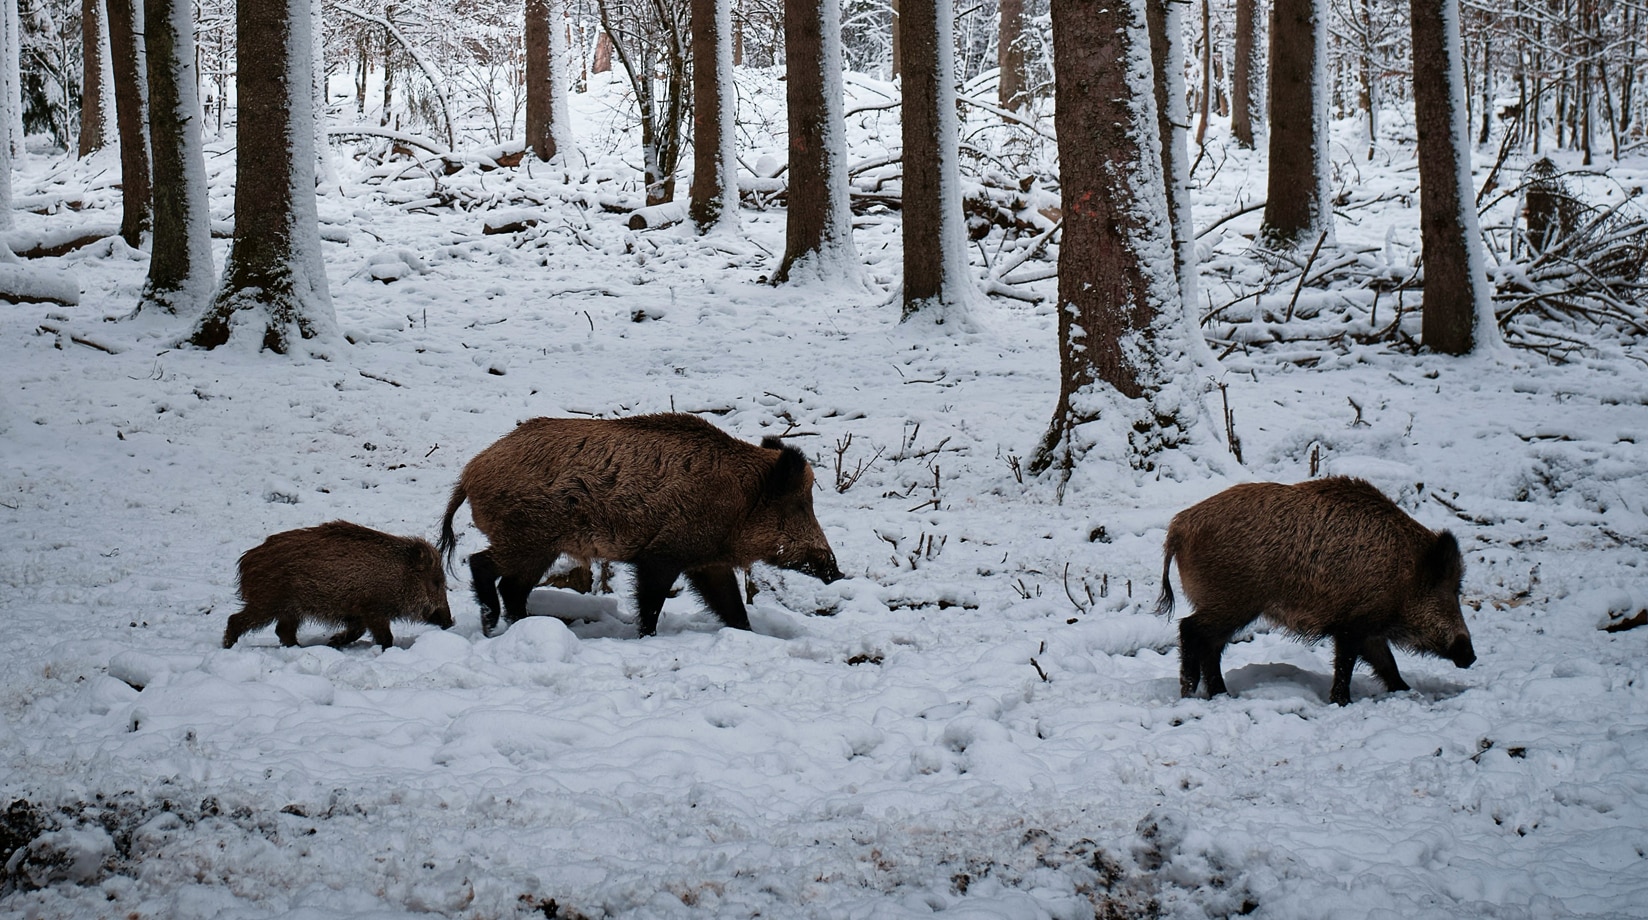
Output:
[1156, 477, 1474, 706]
[224, 521, 454, 649]
[439, 413, 843, 637]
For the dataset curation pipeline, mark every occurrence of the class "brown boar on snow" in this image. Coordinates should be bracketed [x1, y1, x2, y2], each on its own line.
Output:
[1156, 477, 1474, 706]
[439, 413, 843, 637]
[224, 521, 454, 649]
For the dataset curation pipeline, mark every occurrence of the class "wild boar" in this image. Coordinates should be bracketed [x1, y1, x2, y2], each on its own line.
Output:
[1156, 477, 1474, 706]
[439, 413, 843, 637]
[223, 521, 455, 649]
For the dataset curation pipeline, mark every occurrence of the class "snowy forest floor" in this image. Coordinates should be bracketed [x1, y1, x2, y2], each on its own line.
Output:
[3, 72, 1648, 919]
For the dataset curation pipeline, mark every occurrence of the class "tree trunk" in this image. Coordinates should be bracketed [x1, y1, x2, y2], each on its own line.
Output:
[593, 31, 613, 74]
[898, 0, 971, 323]
[775, 0, 857, 282]
[689, 0, 737, 230]
[890, 0, 901, 78]
[80, 0, 112, 156]
[189, 0, 335, 353]
[525, 0, 559, 160]
[1148, 0, 1195, 312]
[1261, 0, 1330, 246]
[1231, 0, 1262, 147]
[0, 2, 13, 232]
[1410, 0, 1499, 354]
[138, 0, 213, 317]
[105, 0, 151, 247]
[1035, 0, 1205, 480]
[998, 0, 1027, 114]
[1195, 0, 1211, 145]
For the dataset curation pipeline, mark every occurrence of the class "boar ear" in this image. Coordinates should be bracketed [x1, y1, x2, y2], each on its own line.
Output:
[1422, 530, 1464, 588]
[760, 435, 785, 450]
[766, 445, 809, 497]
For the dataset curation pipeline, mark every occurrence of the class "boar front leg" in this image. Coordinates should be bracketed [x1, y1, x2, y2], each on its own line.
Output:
[328, 622, 367, 647]
[633, 558, 684, 638]
[1358, 637, 1410, 694]
[686, 567, 752, 631]
[1329, 634, 1365, 706]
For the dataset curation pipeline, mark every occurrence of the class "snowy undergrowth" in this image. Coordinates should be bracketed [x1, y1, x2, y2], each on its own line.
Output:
[3, 76, 1648, 920]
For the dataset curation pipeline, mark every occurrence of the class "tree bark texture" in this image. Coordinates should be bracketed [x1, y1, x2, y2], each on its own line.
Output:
[105, 0, 151, 246]
[1262, 0, 1329, 246]
[1148, 0, 1194, 311]
[79, 0, 110, 156]
[998, 0, 1028, 114]
[1410, 0, 1492, 353]
[689, 0, 735, 230]
[898, 0, 968, 321]
[525, 0, 559, 160]
[776, 0, 856, 281]
[139, 0, 213, 316]
[1231, 0, 1262, 147]
[1036, 0, 1191, 475]
[190, 0, 334, 353]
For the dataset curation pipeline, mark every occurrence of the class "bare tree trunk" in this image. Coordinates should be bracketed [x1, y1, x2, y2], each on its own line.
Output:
[890, 0, 901, 78]
[776, 0, 857, 281]
[80, 0, 112, 156]
[1148, 0, 1194, 308]
[106, 0, 151, 247]
[898, 0, 971, 323]
[524, 0, 574, 162]
[1035, 0, 1204, 479]
[593, 31, 613, 74]
[1261, 0, 1329, 246]
[1195, 0, 1211, 145]
[189, 0, 335, 353]
[381, 5, 395, 127]
[998, 0, 1027, 114]
[690, 0, 736, 230]
[1410, 0, 1499, 354]
[138, 0, 212, 317]
[1231, 0, 1262, 147]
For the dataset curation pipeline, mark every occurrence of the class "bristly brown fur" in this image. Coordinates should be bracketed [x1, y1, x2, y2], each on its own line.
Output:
[1159, 477, 1474, 706]
[225, 520, 454, 649]
[440, 413, 842, 637]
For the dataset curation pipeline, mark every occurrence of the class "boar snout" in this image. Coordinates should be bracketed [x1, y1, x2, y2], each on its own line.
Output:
[427, 602, 455, 631]
[795, 552, 844, 584]
[1449, 635, 1475, 669]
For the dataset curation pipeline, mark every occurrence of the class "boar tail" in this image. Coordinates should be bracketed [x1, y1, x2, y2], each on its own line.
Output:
[438, 482, 468, 570]
[1154, 531, 1178, 618]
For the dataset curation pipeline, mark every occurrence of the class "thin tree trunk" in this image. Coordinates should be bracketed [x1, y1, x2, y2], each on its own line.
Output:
[998, 0, 1027, 114]
[105, 0, 151, 247]
[1195, 0, 1211, 146]
[1148, 0, 1194, 308]
[1261, 0, 1329, 246]
[1410, 0, 1498, 354]
[776, 0, 857, 282]
[80, 0, 112, 156]
[689, 0, 737, 230]
[899, 0, 971, 323]
[138, 0, 213, 317]
[525, 0, 558, 160]
[1231, 0, 1261, 147]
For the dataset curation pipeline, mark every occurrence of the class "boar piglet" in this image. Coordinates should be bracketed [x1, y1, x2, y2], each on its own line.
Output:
[440, 413, 843, 637]
[1156, 477, 1474, 706]
[224, 521, 454, 649]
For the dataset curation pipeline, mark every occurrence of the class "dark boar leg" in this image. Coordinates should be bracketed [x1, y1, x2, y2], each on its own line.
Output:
[1179, 615, 1237, 698]
[1358, 637, 1410, 693]
[1329, 635, 1364, 706]
[497, 576, 534, 626]
[223, 609, 272, 648]
[365, 617, 395, 649]
[468, 550, 503, 635]
[1178, 619, 1205, 697]
[686, 567, 752, 631]
[275, 615, 301, 647]
[328, 623, 367, 647]
[633, 558, 685, 637]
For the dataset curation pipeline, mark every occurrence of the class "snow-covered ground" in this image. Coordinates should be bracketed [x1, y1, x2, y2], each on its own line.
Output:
[3, 71, 1647, 919]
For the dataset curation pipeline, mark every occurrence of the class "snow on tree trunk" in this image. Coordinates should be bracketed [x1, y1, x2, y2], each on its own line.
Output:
[1411, 0, 1505, 355]
[689, 0, 737, 232]
[546, 0, 575, 161]
[80, 0, 115, 156]
[998, 0, 1028, 114]
[313, 0, 337, 187]
[1148, 0, 1199, 341]
[188, 0, 336, 354]
[0, 1, 11, 235]
[898, 0, 975, 327]
[526, 0, 575, 163]
[138, 0, 213, 317]
[775, 0, 859, 283]
[105, 0, 152, 247]
[1262, 0, 1331, 247]
[1033, 0, 1223, 487]
[1231, 0, 1263, 148]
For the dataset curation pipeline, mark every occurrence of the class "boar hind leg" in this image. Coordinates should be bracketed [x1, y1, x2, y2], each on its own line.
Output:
[497, 576, 534, 626]
[468, 550, 503, 635]
[223, 608, 274, 648]
[633, 558, 685, 638]
[1179, 615, 1235, 699]
[686, 567, 751, 631]
[275, 615, 301, 647]
[365, 618, 395, 649]
[328, 622, 367, 647]
[1357, 636, 1410, 694]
